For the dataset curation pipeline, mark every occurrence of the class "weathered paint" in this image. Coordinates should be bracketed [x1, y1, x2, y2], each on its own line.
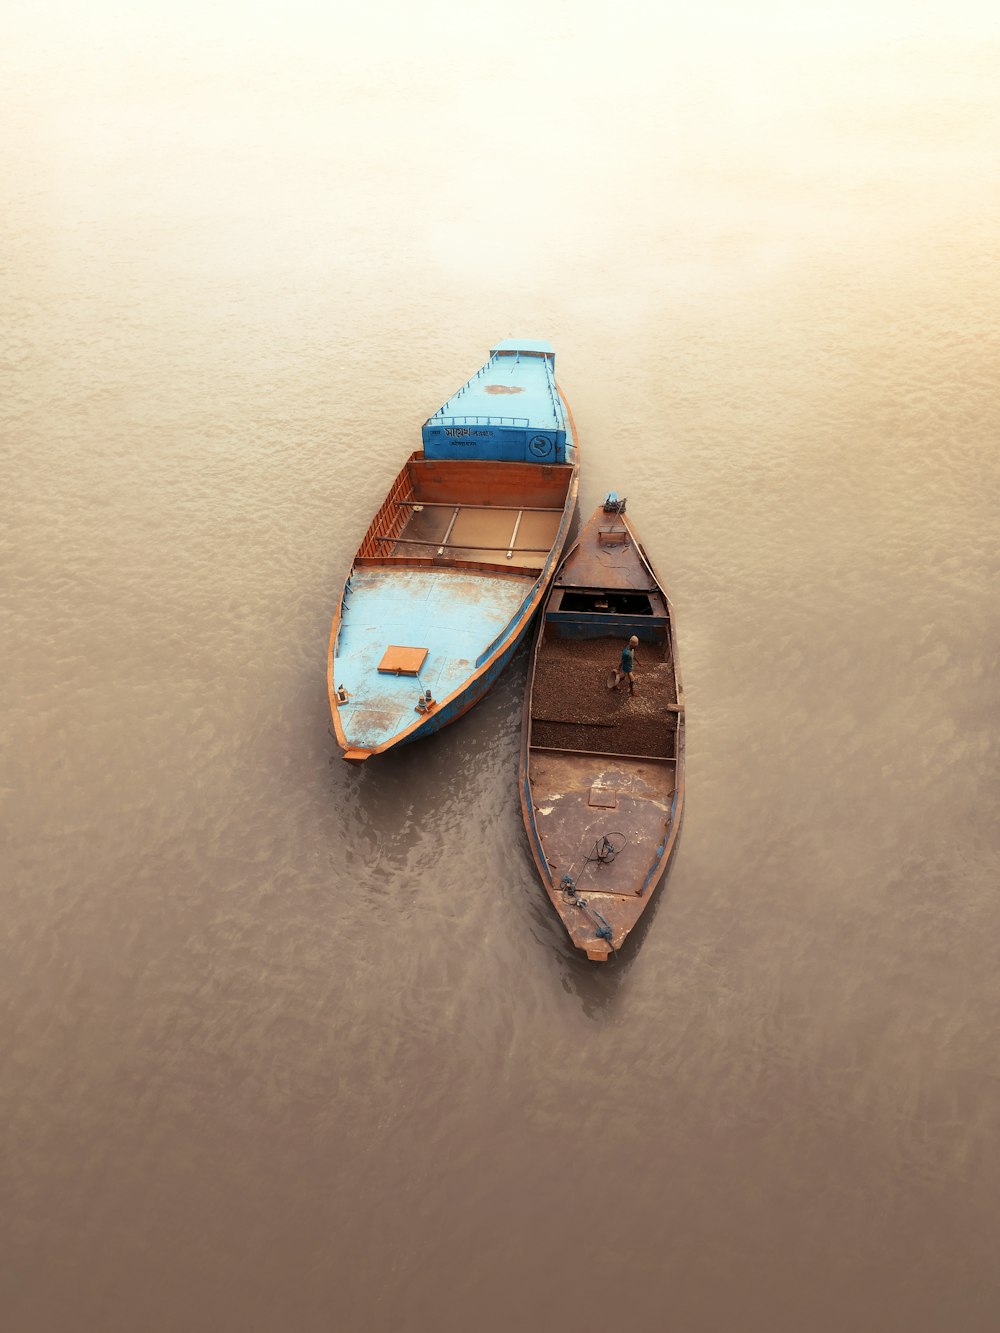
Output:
[422, 341, 567, 464]
[333, 567, 532, 750]
[397, 610, 534, 743]
[518, 502, 686, 961]
[327, 346, 581, 760]
[522, 773, 548, 876]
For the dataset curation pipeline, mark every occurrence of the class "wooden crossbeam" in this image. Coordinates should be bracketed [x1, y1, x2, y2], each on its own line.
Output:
[394, 501, 562, 513]
[375, 535, 550, 552]
[528, 743, 677, 763]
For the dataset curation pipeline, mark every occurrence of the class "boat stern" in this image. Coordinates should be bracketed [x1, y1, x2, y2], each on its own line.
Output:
[584, 940, 613, 963]
[341, 748, 372, 764]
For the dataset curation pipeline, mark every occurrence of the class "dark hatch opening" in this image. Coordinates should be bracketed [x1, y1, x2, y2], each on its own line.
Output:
[559, 591, 654, 615]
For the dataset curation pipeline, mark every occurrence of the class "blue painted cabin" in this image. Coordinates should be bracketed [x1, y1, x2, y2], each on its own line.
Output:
[422, 340, 568, 465]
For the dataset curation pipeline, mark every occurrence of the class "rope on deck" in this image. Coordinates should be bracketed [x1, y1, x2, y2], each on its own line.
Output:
[556, 828, 630, 945]
[559, 874, 614, 944]
[584, 833, 626, 866]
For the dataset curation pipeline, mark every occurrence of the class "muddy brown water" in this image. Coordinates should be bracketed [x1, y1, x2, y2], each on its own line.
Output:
[3, 6, 999, 1331]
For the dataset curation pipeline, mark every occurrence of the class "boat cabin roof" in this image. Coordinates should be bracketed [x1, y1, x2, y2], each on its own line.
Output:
[424, 341, 563, 434]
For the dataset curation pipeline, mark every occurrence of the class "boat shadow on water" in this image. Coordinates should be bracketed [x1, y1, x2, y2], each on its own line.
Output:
[322, 642, 531, 899]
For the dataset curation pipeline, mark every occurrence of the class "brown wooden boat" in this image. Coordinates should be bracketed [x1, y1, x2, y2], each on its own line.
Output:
[518, 495, 685, 960]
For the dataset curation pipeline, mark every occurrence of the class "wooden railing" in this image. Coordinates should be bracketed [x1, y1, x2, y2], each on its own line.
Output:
[355, 465, 415, 559]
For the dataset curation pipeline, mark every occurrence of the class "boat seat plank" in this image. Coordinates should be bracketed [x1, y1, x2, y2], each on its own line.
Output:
[529, 744, 677, 763]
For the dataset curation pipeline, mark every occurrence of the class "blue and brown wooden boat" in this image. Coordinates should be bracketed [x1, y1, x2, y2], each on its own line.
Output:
[328, 340, 580, 762]
[519, 496, 685, 960]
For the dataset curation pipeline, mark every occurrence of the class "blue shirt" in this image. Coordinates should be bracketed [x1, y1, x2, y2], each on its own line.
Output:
[621, 646, 634, 672]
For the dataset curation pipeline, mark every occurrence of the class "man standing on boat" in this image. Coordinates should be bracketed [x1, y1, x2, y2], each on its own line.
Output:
[611, 635, 639, 695]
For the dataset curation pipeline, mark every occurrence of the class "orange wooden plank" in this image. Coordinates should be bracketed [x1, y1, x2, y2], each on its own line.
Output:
[377, 645, 428, 675]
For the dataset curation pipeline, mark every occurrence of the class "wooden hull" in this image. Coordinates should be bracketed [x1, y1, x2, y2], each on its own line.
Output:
[518, 503, 684, 960]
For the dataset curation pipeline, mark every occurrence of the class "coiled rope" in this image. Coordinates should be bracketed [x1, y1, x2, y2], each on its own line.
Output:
[584, 832, 626, 866]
